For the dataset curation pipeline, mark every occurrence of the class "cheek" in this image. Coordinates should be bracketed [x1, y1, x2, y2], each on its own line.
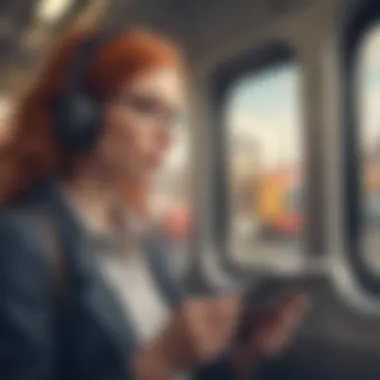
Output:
[102, 108, 170, 171]
[105, 110, 137, 153]
[132, 130, 157, 163]
[106, 112, 153, 164]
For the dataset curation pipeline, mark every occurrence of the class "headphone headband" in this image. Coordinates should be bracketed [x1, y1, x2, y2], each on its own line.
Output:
[52, 24, 128, 152]
[66, 25, 128, 96]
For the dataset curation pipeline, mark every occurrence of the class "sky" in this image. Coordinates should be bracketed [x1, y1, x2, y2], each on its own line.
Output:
[359, 23, 380, 153]
[226, 63, 302, 171]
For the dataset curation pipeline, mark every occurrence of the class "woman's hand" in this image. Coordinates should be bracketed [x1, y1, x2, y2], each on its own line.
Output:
[251, 293, 308, 356]
[234, 293, 308, 377]
[134, 296, 242, 380]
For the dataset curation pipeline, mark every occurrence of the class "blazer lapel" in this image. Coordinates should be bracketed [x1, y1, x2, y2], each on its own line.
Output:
[142, 230, 187, 311]
[78, 237, 139, 356]
[31, 182, 138, 357]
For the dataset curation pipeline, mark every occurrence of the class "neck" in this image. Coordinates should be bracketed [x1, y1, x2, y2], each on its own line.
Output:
[62, 160, 124, 235]
[61, 159, 149, 236]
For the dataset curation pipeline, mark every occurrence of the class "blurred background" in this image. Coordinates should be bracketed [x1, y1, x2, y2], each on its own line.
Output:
[1, 0, 380, 379]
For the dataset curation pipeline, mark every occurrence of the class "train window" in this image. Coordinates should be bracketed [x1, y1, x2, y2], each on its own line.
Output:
[0, 98, 13, 147]
[225, 61, 304, 266]
[150, 121, 191, 272]
[357, 22, 380, 277]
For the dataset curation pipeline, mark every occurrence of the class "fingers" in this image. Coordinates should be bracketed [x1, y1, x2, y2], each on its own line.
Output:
[283, 292, 309, 311]
[253, 293, 309, 356]
[210, 296, 242, 337]
[182, 295, 242, 362]
[200, 296, 241, 356]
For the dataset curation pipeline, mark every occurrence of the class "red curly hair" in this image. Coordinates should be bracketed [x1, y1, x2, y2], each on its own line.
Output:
[0, 24, 185, 212]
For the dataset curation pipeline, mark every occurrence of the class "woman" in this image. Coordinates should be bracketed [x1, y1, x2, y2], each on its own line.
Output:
[0, 25, 307, 380]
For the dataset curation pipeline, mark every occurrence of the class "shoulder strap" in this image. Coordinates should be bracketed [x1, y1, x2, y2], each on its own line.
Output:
[38, 214, 67, 295]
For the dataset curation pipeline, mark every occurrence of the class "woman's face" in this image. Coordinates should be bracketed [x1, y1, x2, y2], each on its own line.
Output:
[98, 67, 185, 184]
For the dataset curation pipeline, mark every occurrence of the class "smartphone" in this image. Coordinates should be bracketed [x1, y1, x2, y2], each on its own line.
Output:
[243, 258, 329, 311]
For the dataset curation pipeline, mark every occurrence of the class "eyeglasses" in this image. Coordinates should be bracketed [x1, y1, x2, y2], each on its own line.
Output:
[111, 91, 182, 128]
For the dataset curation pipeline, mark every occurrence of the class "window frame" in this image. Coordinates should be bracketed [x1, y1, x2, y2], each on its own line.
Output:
[210, 42, 315, 277]
[342, 0, 380, 296]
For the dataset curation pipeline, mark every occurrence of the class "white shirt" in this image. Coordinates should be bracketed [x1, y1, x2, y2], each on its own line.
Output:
[99, 248, 171, 345]
[59, 186, 188, 379]
[96, 235, 189, 380]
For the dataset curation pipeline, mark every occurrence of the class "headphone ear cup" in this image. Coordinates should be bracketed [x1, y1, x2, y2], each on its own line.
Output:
[52, 92, 102, 151]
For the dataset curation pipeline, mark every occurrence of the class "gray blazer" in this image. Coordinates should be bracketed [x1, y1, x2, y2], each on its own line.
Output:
[0, 182, 236, 380]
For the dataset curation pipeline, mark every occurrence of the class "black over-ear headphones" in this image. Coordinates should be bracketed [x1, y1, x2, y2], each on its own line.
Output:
[51, 26, 125, 152]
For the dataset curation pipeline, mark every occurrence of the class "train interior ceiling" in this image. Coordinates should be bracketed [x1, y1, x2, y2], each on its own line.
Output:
[2, 0, 380, 379]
